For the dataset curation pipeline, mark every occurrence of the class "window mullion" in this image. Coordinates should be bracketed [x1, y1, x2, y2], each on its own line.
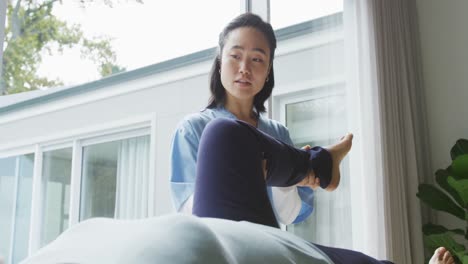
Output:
[245, 0, 272, 117]
[240, 0, 250, 13]
[246, 0, 270, 22]
[148, 115, 157, 216]
[69, 140, 83, 226]
[28, 145, 43, 256]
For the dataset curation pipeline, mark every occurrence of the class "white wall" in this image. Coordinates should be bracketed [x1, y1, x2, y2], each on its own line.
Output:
[416, 0, 468, 227]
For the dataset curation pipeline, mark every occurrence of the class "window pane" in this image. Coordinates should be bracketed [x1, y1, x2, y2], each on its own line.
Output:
[0, 157, 16, 262]
[270, 0, 343, 29]
[80, 140, 118, 220]
[0, 154, 35, 264]
[2, 1, 240, 95]
[12, 154, 35, 263]
[80, 135, 150, 221]
[41, 148, 72, 247]
[285, 94, 352, 248]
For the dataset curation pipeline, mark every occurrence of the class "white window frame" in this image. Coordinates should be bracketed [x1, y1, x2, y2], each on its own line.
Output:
[272, 78, 345, 124]
[2, 113, 159, 255]
[0, 152, 36, 263]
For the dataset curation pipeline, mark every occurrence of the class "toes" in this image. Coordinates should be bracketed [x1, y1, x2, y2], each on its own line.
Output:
[433, 247, 446, 260]
[443, 250, 454, 263]
[429, 247, 446, 264]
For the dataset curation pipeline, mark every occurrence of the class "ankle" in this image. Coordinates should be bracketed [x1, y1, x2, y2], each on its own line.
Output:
[308, 147, 333, 189]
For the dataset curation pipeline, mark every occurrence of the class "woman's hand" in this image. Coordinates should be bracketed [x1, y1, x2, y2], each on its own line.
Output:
[296, 145, 320, 190]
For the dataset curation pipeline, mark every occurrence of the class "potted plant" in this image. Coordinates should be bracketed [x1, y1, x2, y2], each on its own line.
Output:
[417, 138, 468, 263]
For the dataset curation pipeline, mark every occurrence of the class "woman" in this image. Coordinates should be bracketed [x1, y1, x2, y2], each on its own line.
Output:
[170, 12, 345, 226]
[170, 13, 454, 264]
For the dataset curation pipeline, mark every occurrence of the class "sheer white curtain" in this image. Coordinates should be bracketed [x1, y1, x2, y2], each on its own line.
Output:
[115, 136, 150, 219]
[344, 0, 429, 263]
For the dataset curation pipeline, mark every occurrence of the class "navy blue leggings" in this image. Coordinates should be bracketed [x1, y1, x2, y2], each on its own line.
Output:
[192, 118, 392, 264]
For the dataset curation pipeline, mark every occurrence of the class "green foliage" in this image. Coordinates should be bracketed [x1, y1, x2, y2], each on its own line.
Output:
[417, 138, 468, 263]
[417, 184, 466, 220]
[1, 0, 129, 95]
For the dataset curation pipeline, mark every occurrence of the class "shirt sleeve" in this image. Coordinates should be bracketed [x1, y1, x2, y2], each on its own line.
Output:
[273, 125, 315, 224]
[170, 120, 199, 212]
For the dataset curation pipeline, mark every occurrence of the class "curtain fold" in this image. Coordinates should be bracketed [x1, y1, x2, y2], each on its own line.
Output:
[344, 0, 429, 263]
[115, 136, 150, 219]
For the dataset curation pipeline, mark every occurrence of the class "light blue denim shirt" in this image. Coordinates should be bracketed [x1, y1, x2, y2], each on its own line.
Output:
[170, 106, 314, 224]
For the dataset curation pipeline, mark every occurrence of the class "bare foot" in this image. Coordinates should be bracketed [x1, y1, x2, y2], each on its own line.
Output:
[429, 247, 455, 264]
[323, 133, 353, 191]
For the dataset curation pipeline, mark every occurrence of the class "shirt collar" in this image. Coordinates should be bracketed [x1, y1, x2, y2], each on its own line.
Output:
[213, 105, 266, 129]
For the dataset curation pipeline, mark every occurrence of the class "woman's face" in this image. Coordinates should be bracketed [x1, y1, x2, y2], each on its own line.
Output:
[220, 27, 271, 104]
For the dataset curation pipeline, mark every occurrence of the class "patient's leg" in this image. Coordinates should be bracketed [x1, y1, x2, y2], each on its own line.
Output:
[192, 118, 332, 228]
[314, 244, 394, 264]
[192, 118, 398, 264]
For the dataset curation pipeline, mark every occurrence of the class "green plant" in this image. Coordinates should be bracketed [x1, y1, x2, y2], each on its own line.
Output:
[417, 138, 468, 263]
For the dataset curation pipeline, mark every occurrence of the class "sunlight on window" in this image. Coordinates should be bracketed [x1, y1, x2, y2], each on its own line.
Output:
[41, 148, 72, 247]
[270, 0, 343, 29]
[0, 154, 35, 263]
[41, 1, 240, 86]
[1, 1, 240, 94]
[80, 135, 150, 221]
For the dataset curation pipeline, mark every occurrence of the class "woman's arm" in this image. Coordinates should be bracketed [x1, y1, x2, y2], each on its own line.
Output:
[170, 120, 199, 212]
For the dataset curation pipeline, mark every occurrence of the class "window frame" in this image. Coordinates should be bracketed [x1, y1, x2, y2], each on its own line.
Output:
[272, 80, 345, 125]
[0, 113, 158, 255]
[0, 152, 35, 263]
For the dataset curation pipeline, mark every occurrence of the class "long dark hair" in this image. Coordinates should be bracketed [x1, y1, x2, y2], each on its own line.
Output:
[207, 13, 277, 117]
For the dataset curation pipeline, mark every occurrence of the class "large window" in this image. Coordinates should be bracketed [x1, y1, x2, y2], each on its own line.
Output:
[0, 2, 355, 263]
[0, 118, 152, 263]
[1, 1, 240, 95]
[35, 132, 151, 249]
[80, 135, 150, 221]
[0, 154, 34, 264]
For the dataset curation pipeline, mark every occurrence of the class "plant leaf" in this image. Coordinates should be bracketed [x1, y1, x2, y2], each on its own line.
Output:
[417, 184, 466, 220]
[447, 175, 468, 208]
[436, 169, 465, 208]
[423, 226, 465, 263]
[463, 255, 468, 264]
[423, 223, 465, 236]
[453, 154, 468, 179]
[451, 139, 468, 160]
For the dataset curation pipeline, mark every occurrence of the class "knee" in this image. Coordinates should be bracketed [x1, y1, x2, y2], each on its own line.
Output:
[200, 118, 256, 149]
[205, 118, 239, 134]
